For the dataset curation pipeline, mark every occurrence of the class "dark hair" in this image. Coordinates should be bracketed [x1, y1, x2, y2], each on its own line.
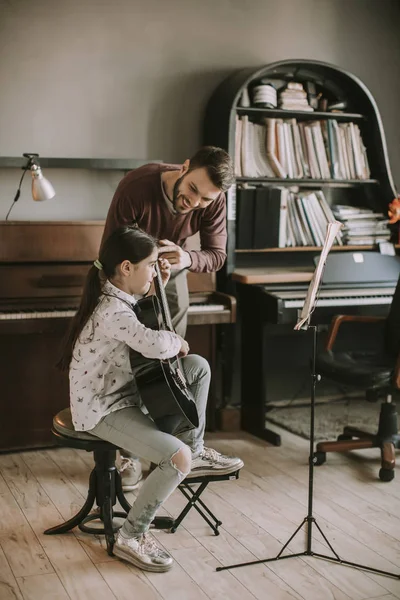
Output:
[188, 146, 234, 192]
[57, 226, 157, 371]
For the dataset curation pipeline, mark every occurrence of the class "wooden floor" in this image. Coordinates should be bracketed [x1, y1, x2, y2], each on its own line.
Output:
[0, 425, 400, 600]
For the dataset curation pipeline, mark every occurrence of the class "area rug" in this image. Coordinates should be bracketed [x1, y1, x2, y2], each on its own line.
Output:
[265, 399, 383, 442]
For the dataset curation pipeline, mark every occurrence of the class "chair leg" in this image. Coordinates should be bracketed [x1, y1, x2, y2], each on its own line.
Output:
[316, 437, 375, 454]
[342, 426, 375, 441]
[379, 442, 396, 481]
[316, 397, 400, 482]
[377, 401, 398, 440]
[377, 401, 398, 482]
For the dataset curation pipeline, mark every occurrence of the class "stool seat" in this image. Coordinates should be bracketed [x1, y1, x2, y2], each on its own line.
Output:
[52, 408, 120, 451]
[53, 408, 99, 441]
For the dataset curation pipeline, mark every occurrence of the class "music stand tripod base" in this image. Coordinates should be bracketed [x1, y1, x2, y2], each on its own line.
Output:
[216, 326, 400, 581]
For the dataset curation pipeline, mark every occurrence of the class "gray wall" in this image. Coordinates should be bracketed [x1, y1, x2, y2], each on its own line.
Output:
[0, 0, 399, 221]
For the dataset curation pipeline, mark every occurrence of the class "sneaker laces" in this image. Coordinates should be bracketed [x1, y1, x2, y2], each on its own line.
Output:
[119, 457, 139, 473]
[201, 447, 221, 462]
[138, 533, 162, 556]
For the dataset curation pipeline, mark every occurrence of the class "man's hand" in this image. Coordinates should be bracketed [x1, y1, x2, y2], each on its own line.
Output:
[158, 257, 171, 287]
[158, 239, 192, 270]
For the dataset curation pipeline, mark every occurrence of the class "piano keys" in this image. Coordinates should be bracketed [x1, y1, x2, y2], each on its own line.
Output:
[0, 221, 235, 452]
[0, 304, 229, 321]
[257, 285, 395, 325]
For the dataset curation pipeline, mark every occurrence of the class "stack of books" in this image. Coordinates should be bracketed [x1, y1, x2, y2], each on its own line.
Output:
[332, 205, 391, 245]
[278, 82, 313, 112]
[234, 116, 371, 180]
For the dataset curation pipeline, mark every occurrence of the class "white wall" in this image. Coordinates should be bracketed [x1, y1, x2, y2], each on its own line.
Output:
[0, 0, 399, 220]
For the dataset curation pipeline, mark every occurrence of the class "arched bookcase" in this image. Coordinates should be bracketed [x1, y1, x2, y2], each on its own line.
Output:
[204, 59, 398, 282]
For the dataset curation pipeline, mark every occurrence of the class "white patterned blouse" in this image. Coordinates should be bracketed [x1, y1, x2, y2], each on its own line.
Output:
[69, 280, 182, 431]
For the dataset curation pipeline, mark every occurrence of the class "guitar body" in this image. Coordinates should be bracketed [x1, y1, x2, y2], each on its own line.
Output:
[131, 290, 199, 436]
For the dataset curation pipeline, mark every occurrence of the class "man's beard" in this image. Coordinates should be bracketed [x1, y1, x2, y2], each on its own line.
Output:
[172, 174, 187, 212]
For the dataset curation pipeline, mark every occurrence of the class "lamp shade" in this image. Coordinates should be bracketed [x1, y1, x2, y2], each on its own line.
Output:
[31, 164, 56, 202]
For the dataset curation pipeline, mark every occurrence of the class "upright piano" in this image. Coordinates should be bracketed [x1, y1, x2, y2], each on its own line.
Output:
[0, 221, 235, 452]
[234, 253, 400, 446]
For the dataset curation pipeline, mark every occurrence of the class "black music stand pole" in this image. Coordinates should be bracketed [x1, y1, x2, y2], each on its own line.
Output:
[217, 244, 400, 580]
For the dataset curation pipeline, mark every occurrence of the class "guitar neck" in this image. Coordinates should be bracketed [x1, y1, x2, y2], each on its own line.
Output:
[154, 262, 174, 332]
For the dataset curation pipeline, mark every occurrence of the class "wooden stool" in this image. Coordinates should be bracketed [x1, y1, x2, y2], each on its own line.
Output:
[43, 408, 140, 554]
[44, 408, 239, 553]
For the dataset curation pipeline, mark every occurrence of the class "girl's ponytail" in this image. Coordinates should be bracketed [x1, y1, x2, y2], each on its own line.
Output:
[57, 265, 102, 371]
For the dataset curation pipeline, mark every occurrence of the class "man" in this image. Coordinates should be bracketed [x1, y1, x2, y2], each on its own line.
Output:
[102, 146, 235, 490]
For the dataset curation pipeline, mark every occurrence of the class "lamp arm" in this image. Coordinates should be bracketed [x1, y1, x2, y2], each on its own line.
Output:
[4, 161, 32, 221]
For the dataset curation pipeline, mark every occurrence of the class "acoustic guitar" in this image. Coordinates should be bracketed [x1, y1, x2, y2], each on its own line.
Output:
[130, 263, 199, 436]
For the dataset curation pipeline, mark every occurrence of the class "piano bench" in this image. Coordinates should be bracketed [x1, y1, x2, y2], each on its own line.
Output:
[43, 408, 239, 554]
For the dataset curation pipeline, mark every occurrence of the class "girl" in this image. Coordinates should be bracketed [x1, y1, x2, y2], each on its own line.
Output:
[58, 226, 243, 573]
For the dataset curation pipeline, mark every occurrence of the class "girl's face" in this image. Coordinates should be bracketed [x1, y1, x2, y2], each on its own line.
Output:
[129, 248, 158, 295]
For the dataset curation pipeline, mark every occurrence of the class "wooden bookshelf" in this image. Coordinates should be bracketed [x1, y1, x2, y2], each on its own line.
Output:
[236, 177, 379, 187]
[235, 244, 396, 253]
[236, 107, 365, 122]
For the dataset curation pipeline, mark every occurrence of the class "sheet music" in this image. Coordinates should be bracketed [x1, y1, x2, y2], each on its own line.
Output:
[294, 221, 343, 330]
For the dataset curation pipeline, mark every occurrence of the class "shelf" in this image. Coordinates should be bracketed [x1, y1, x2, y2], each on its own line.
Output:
[236, 244, 397, 253]
[236, 177, 379, 188]
[232, 266, 313, 285]
[0, 157, 161, 170]
[235, 107, 365, 122]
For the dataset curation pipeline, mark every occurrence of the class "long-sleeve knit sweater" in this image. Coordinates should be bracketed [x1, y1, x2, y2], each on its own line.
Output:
[102, 163, 227, 273]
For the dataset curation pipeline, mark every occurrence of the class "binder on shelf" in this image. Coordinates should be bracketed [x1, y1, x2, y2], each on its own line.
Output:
[236, 187, 256, 249]
[253, 187, 288, 248]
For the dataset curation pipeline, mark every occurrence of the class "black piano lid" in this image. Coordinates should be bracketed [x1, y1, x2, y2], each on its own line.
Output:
[316, 252, 400, 289]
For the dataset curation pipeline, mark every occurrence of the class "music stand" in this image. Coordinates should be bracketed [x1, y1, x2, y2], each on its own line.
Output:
[217, 222, 400, 580]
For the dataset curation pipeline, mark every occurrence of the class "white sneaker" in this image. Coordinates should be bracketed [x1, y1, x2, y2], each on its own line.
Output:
[186, 446, 244, 478]
[117, 456, 143, 491]
[113, 531, 173, 572]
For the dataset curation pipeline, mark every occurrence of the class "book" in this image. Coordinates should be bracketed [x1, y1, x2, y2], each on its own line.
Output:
[265, 118, 286, 178]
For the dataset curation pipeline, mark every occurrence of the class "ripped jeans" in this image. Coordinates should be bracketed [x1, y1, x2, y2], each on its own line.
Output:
[89, 354, 210, 537]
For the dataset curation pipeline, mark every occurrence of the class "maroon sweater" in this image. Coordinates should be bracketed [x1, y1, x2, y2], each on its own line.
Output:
[102, 163, 227, 273]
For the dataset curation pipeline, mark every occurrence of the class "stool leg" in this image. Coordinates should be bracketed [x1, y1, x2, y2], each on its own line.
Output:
[102, 470, 116, 556]
[44, 469, 97, 535]
[115, 470, 132, 513]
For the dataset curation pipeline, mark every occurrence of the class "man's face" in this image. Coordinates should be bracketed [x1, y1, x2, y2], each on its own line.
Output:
[172, 167, 221, 214]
